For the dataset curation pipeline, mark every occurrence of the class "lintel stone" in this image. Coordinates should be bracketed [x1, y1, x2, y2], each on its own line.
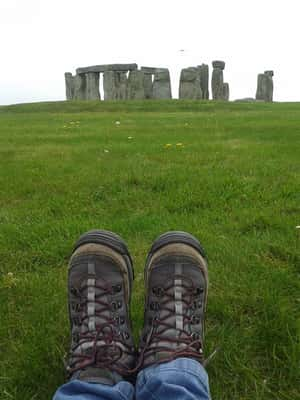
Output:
[212, 60, 225, 70]
[76, 64, 138, 75]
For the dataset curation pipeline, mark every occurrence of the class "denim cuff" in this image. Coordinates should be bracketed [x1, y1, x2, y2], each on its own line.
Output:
[137, 357, 209, 391]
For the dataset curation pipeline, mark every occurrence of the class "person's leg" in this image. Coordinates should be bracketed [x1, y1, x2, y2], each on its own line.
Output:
[136, 231, 211, 400]
[136, 358, 210, 400]
[53, 380, 134, 400]
[53, 230, 136, 400]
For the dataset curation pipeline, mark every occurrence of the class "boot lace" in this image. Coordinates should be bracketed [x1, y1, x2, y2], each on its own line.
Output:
[66, 278, 134, 377]
[137, 274, 205, 369]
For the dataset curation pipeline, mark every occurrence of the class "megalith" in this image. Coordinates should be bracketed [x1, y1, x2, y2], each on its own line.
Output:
[256, 71, 274, 102]
[85, 72, 100, 100]
[222, 83, 230, 101]
[212, 61, 224, 100]
[103, 71, 117, 100]
[73, 74, 87, 100]
[103, 71, 128, 100]
[65, 73, 75, 100]
[117, 72, 128, 100]
[143, 73, 153, 99]
[127, 70, 145, 100]
[211, 61, 229, 100]
[198, 64, 209, 99]
[179, 68, 202, 99]
[152, 69, 172, 99]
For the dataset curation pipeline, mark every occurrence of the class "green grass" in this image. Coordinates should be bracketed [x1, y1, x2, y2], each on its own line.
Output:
[0, 100, 299, 399]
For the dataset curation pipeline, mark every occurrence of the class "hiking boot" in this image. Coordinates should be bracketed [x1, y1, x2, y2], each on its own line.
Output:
[138, 231, 208, 369]
[65, 230, 136, 384]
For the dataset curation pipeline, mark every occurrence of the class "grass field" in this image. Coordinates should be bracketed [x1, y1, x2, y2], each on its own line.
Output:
[0, 100, 299, 399]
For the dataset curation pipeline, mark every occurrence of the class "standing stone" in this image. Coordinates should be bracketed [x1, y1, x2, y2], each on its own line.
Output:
[103, 71, 117, 100]
[212, 60, 229, 100]
[212, 61, 224, 100]
[256, 74, 267, 101]
[222, 83, 229, 101]
[73, 74, 87, 100]
[65, 73, 75, 100]
[256, 71, 274, 102]
[152, 69, 172, 99]
[179, 67, 202, 99]
[85, 72, 100, 100]
[127, 70, 145, 99]
[117, 72, 128, 100]
[143, 73, 153, 99]
[103, 71, 128, 100]
[198, 64, 209, 99]
[264, 71, 274, 102]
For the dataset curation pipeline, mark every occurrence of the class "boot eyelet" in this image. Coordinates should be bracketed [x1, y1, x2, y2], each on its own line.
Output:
[115, 316, 125, 325]
[191, 332, 200, 340]
[191, 315, 200, 324]
[70, 287, 78, 296]
[113, 284, 122, 293]
[150, 302, 160, 311]
[72, 333, 79, 342]
[194, 287, 204, 296]
[192, 300, 202, 309]
[122, 331, 130, 340]
[152, 287, 164, 297]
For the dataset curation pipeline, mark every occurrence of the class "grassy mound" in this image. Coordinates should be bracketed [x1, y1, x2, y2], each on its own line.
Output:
[0, 100, 299, 399]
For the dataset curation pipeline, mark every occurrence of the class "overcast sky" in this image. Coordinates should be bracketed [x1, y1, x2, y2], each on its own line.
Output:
[0, 0, 299, 105]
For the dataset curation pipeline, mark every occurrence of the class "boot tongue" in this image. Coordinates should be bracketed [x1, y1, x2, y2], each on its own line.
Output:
[80, 278, 111, 335]
[158, 275, 190, 339]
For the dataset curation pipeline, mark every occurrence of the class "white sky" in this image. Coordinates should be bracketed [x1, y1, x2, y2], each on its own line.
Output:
[0, 0, 299, 104]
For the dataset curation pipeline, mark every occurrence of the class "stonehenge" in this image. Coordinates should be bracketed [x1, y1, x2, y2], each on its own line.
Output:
[64, 73, 75, 100]
[198, 64, 209, 100]
[65, 62, 274, 102]
[103, 71, 127, 100]
[211, 61, 230, 101]
[127, 70, 145, 100]
[86, 72, 100, 100]
[179, 68, 202, 99]
[256, 70, 274, 102]
[65, 64, 171, 101]
[178, 64, 209, 100]
[152, 69, 172, 99]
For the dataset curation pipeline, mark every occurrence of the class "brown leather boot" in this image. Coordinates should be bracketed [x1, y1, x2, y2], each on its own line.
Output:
[65, 230, 136, 384]
[138, 231, 208, 369]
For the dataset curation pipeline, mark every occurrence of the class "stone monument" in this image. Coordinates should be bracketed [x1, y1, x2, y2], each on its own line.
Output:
[64, 73, 75, 100]
[211, 60, 229, 100]
[256, 70, 274, 102]
[141, 67, 155, 99]
[73, 74, 86, 100]
[85, 72, 100, 100]
[152, 69, 172, 99]
[103, 71, 127, 100]
[179, 67, 202, 99]
[127, 70, 145, 100]
[198, 64, 209, 99]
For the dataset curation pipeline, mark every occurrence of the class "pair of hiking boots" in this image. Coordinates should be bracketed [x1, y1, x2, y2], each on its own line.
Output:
[65, 230, 208, 384]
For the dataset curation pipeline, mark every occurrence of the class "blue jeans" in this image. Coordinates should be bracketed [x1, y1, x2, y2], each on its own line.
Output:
[53, 358, 211, 400]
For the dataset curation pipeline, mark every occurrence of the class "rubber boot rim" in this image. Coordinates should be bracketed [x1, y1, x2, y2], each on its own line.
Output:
[72, 229, 134, 287]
